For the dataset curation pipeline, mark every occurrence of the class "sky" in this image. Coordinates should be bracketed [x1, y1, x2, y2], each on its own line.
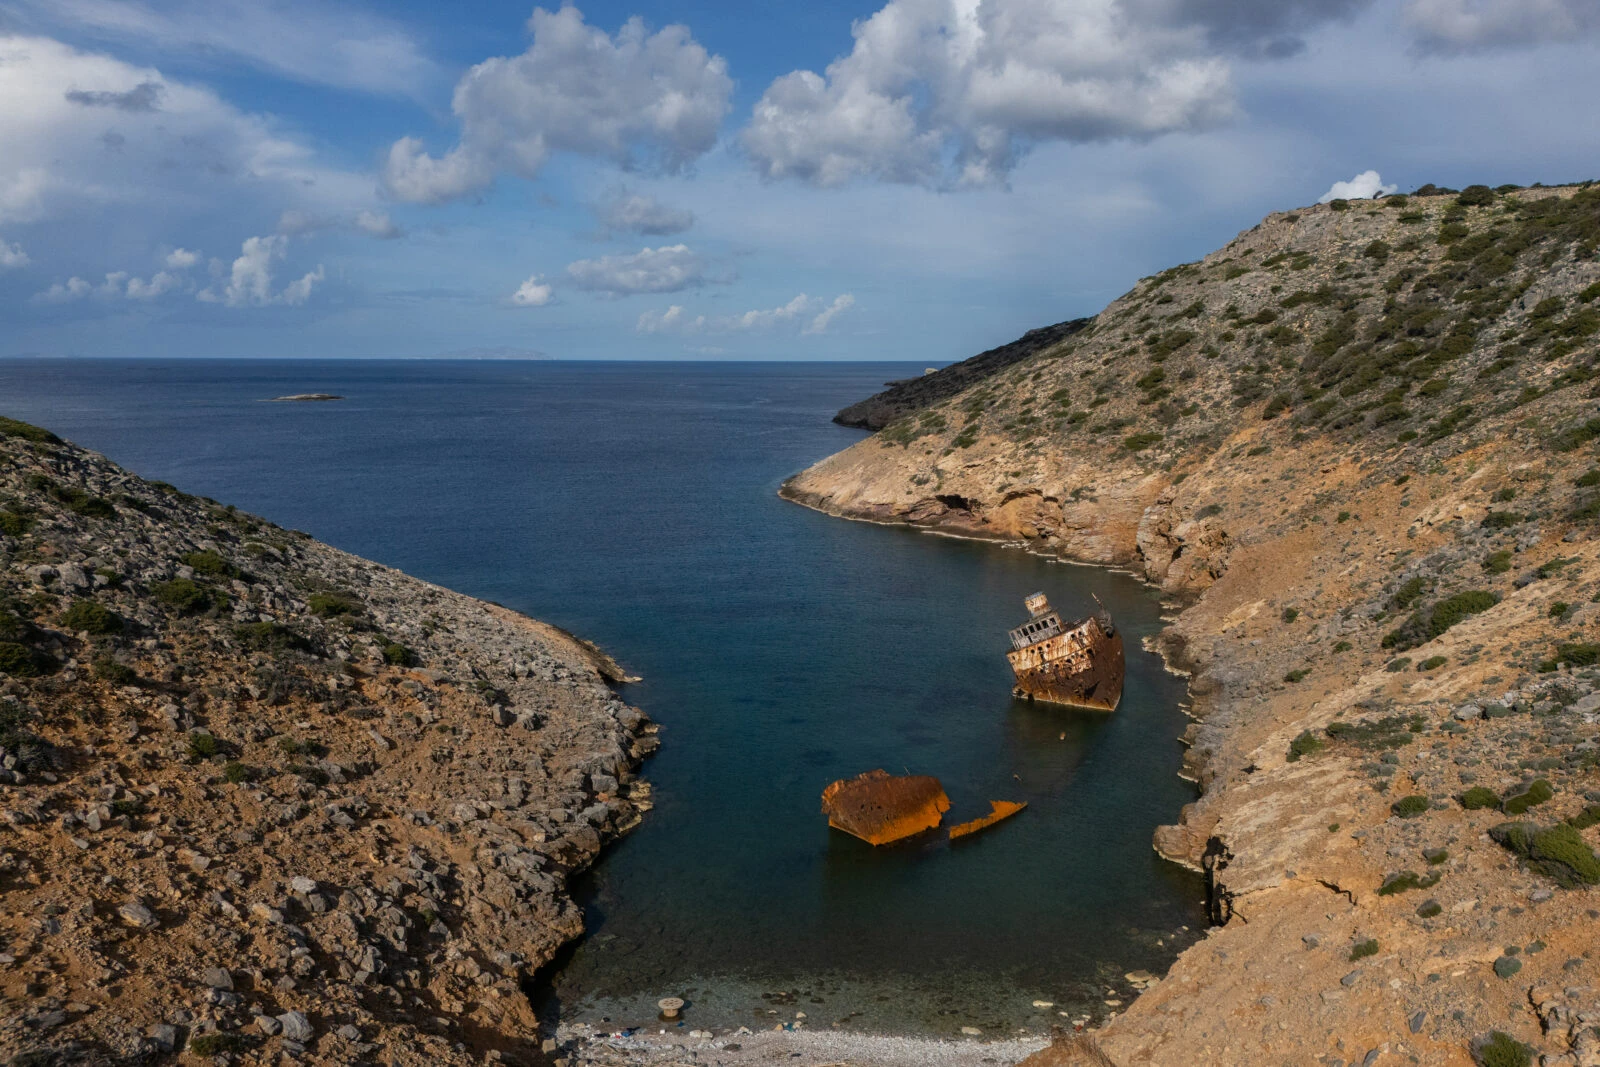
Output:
[0, 0, 1596, 361]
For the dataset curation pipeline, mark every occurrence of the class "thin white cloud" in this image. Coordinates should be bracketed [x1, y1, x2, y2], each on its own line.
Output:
[1319, 168, 1396, 201]
[1404, 0, 1600, 53]
[593, 187, 694, 236]
[742, 0, 1237, 188]
[164, 247, 199, 270]
[565, 244, 708, 296]
[637, 292, 856, 335]
[804, 293, 855, 334]
[510, 275, 553, 307]
[382, 6, 732, 204]
[196, 234, 324, 307]
[352, 210, 403, 240]
[12, 0, 438, 97]
[0, 35, 375, 231]
[0, 237, 28, 268]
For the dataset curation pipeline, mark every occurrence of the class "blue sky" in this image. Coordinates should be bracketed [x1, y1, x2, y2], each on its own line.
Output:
[0, 0, 1596, 361]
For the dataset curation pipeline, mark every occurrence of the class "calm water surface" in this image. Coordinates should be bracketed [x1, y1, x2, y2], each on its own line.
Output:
[0, 359, 1204, 1035]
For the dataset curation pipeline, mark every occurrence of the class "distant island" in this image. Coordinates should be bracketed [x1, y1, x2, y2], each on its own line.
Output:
[267, 393, 345, 402]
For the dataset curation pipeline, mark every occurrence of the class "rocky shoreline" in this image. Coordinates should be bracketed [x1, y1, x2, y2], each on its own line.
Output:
[779, 185, 1600, 1064]
[0, 417, 655, 1064]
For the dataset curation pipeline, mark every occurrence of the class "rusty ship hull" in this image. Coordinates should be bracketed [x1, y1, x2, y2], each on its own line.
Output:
[1006, 594, 1125, 711]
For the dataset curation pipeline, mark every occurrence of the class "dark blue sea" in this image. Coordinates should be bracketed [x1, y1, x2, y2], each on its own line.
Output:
[0, 359, 1203, 1035]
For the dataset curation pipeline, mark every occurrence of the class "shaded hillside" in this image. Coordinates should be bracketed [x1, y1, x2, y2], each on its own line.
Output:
[0, 418, 656, 1064]
[785, 182, 1600, 1066]
[832, 317, 1091, 430]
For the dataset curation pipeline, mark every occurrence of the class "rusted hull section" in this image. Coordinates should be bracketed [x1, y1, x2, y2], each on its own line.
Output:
[1010, 629, 1124, 711]
[821, 769, 951, 845]
[948, 800, 1027, 840]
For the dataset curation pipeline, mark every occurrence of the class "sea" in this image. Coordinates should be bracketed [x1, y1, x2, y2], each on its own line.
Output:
[0, 358, 1205, 1036]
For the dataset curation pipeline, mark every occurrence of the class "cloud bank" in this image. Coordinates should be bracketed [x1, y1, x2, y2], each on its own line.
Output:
[637, 292, 855, 335]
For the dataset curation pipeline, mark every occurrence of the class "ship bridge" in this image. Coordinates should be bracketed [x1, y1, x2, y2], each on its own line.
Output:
[1009, 592, 1066, 650]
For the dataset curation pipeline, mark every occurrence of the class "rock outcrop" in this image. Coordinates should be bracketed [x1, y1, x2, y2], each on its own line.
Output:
[784, 183, 1600, 1065]
[0, 417, 655, 1064]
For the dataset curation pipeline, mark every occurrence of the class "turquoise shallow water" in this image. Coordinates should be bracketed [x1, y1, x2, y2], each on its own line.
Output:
[0, 358, 1205, 1036]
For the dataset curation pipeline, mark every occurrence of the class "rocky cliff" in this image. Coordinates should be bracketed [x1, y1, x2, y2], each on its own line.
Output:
[0, 418, 656, 1065]
[786, 183, 1600, 1065]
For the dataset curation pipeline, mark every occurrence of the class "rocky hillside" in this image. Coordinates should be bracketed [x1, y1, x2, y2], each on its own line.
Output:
[833, 318, 1091, 430]
[0, 418, 656, 1065]
[785, 183, 1600, 1066]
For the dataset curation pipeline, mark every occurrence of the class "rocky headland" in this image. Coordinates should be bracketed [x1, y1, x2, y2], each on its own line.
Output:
[783, 183, 1600, 1065]
[0, 416, 655, 1064]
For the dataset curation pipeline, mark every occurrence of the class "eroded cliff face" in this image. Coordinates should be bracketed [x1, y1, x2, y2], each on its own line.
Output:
[0, 419, 655, 1065]
[786, 185, 1600, 1065]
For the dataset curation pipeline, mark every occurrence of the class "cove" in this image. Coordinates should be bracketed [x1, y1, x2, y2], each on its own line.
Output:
[0, 358, 1205, 1035]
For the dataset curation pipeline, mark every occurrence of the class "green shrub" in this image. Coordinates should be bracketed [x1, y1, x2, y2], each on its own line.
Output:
[1480, 511, 1523, 529]
[1482, 550, 1512, 573]
[1362, 239, 1390, 261]
[182, 550, 235, 577]
[1418, 655, 1447, 671]
[221, 761, 257, 784]
[0, 642, 52, 678]
[0, 510, 34, 537]
[1456, 184, 1496, 207]
[1502, 778, 1553, 815]
[233, 622, 311, 654]
[1349, 938, 1378, 961]
[1423, 847, 1449, 865]
[1390, 576, 1428, 611]
[1282, 607, 1299, 623]
[1554, 642, 1600, 667]
[1461, 787, 1501, 810]
[1493, 821, 1600, 889]
[188, 1033, 250, 1056]
[1550, 601, 1570, 618]
[1566, 805, 1600, 831]
[93, 657, 138, 686]
[1377, 870, 1441, 895]
[1386, 590, 1500, 651]
[1416, 899, 1442, 918]
[1332, 640, 1352, 652]
[0, 416, 62, 444]
[1328, 198, 1350, 212]
[1386, 657, 1412, 672]
[1286, 730, 1323, 762]
[1471, 1031, 1531, 1067]
[59, 599, 122, 635]
[1550, 416, 1600, 452]
[1283, 668, 1309, 683]
[1391, 795, 1430, 819]
[152, 578, 216, 614]
[186, 732, 220, 760]
[381, 642, 414, 667]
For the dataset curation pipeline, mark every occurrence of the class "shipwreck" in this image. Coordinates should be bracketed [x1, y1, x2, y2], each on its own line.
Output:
[820, 769, 1025, 846]
[1006, 592, 1125, 711]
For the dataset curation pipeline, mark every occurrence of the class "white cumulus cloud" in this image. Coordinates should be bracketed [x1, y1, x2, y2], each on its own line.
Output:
[33, 267, 186, 302]
[382, 6, 732, 204]
[1404, 0, 1600, 53]
[565, 244, 708, 296]
[197, 234, 324, 307]
[804, 293, 856, 334]
[593, 187, 694, 236]
[511, 275, 554, 307]
[0, 237, 28, 267]
[353, 210, 403, 239]
[742, 0, 1237, 188]
[164, 247, 199, 270]
[1319, 169, 1396, 202]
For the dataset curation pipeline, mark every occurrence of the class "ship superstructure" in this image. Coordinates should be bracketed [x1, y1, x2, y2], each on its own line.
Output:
[1005, 593, 1125, 711]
